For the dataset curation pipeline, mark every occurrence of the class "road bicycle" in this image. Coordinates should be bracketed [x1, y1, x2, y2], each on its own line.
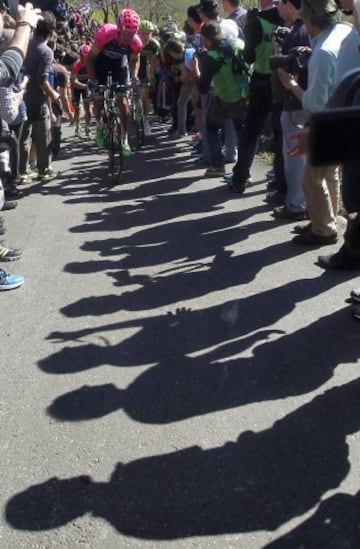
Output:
[129, 82, 145, 149]
[98, 75, 130, 185]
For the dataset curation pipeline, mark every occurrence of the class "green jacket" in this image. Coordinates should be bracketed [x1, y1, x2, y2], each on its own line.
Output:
[253, 17, 277, 75]
[207, 38, 250, 103]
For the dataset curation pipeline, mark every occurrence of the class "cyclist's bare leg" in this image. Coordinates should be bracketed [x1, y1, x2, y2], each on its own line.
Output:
[93, 97, 104, 126]
[84, 100, 91, 128]
[118, 95, 130, 142]
[73, 104, 80, 130]
[141, 86, 150, 118]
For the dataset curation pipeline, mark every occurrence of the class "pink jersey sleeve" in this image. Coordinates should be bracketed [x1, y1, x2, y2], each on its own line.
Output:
[93, 23, 118, 52]
[71, 59, 82, 77]
[130, 34, 143, 55]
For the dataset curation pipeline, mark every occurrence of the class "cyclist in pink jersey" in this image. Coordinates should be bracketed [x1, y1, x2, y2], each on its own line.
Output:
[86, 8, 142, 154]
[71, 44, 92, 138]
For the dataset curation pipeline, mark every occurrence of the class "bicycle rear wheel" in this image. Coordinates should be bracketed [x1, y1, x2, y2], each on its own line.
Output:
[108, 116, 123, 185]
[132, 98, 145, 149]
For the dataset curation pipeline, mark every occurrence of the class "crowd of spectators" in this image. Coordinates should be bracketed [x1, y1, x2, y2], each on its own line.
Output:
[1, 0, 360, 321]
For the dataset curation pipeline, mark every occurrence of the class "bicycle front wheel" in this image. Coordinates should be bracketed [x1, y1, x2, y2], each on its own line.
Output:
[132, 99, 145, 149]
[108, 116, 123, 185]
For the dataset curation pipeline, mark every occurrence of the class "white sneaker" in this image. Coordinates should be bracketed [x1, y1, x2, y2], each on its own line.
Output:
[144, 120, 152, 136]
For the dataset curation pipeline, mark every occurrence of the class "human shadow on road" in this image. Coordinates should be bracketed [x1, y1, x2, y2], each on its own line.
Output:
[40, 273, 352, 380]
[66, 208, 271, 276]
[66, 175, 265, 235]
[6, 377, 360, 540]
[265, 491, 360, 548]
[46, 307, 360, 423]
[60, 233, 336, 316]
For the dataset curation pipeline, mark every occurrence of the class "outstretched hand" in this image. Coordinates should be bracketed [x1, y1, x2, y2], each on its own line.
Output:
[16, 2, 43, 29]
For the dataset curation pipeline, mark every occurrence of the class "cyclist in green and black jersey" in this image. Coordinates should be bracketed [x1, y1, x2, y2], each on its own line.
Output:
[138, 20, 160, 135]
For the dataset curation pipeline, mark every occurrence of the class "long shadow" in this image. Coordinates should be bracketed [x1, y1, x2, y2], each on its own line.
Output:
[67, 209, 269, 272]
[66, 174, 217, 225]
[265, 491, 360, 548]
[46, 307, 360, 423]
[59, 236, 341, 315]
[6, 376, 360, 540]
[40, 276, 351, 377]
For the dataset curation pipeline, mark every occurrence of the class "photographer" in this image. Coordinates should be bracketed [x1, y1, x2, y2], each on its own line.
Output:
[317, 0, 360, 269]
[229, 0, 283, 193]
[278, 0, 351, 246]
[271, 0, 310, 221]
[193, 21, 249, 176]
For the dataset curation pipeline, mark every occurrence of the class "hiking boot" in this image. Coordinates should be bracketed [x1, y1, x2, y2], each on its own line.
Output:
[292, 222, 312, 235]
[317, 252, 360, 270]
[95, 128, 105, 147]
[0, 245, 22, 261]
[0, 268, 24, 290]
[265, 190, 285, 206]
[228, 182, 246, 195]
[273, 205, 307, 222]
[293, 231, 338, 246]
[205, 166, 225, 177]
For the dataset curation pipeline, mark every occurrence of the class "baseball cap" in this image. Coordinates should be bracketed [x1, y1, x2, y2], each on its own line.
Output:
[299, 0, 338, 18]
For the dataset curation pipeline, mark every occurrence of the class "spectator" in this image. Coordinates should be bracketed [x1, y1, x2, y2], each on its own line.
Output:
[272, 0, 310, 221]
[0, 1, 42, 283]
[162, 38, 184, 135]
[278, 0, 352, 245]
[317, 0, 360, 266]
[67, 47, 91, 138]
[198, 0, 239, 167]
[138, 20, 160, 136]
[194, 21, 249, 176]
[227, 0, 283, 194]
[221, 0, 247, 36]
[19, 10, 59, 182]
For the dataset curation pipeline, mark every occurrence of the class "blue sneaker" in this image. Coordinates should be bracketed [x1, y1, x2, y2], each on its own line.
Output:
[223, 172, 233, 183]
[0, 268, 24, 290]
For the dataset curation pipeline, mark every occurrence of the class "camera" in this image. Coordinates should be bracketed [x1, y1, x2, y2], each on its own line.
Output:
[269, 46, 311, 74]
[264, 26, 290, 44]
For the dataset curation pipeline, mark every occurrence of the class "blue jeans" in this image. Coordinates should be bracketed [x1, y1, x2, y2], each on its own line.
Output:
[206, 95, 247, 169]
[281, 109, 308, 212]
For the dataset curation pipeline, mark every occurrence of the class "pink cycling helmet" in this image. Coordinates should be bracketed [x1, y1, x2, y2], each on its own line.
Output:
[117, 8, 140, 36]
[80, 44, 91, 57]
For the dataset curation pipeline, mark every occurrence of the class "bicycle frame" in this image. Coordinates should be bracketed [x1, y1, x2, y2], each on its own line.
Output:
[97, 74, 130, 184]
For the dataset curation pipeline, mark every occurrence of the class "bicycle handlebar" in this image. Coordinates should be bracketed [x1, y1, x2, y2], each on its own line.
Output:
[97, 83, 131, 95]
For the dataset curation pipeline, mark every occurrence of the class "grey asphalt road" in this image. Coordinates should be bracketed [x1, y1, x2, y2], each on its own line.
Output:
[1, 120, 359, 549]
